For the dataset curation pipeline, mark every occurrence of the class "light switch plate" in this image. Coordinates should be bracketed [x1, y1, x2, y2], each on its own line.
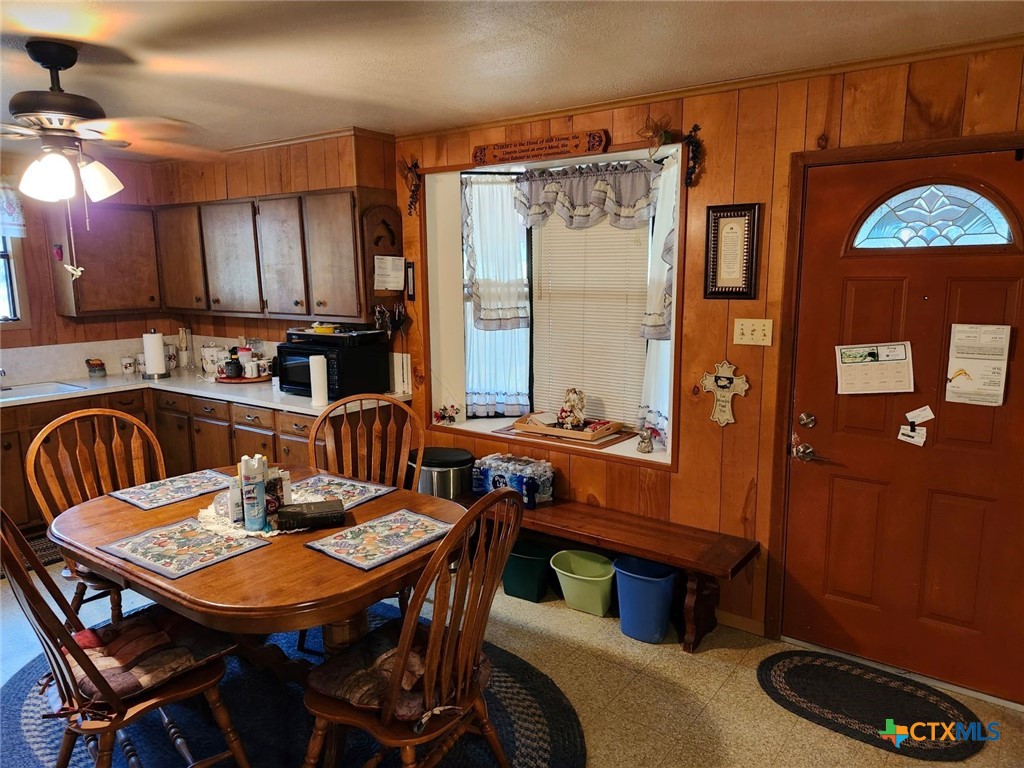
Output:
[734, 318, 774, 346]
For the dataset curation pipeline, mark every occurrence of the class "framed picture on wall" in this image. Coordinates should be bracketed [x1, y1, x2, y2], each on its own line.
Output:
[704, 203, 762, 300]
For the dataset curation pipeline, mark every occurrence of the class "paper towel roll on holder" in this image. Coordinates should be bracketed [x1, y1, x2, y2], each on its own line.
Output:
[142, 328, 171, 380]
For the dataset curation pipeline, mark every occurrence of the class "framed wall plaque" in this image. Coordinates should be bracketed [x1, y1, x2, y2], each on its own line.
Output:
[704, 203, 762, 299]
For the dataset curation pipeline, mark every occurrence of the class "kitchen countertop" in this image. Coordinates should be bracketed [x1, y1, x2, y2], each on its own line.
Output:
[0, 369, 411, 417]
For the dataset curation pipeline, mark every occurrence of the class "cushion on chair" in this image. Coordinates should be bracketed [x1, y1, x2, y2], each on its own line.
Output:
[66, 605, 235, 700]
[307, 618, 491, 722]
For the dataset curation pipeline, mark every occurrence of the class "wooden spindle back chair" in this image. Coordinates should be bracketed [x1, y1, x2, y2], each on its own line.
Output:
[299, 395, 428, 653]
[308, 394, 426, 491]
[302, 488, 524, 768]
[25, 408, 166, 622]
[0, 508, 250, 768]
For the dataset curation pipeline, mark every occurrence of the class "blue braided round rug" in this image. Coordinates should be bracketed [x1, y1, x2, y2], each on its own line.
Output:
[1, 604, 585, 768]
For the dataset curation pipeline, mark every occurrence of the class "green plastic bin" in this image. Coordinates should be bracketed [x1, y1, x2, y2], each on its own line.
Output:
[503, 541, 555, 602]
[551, 550, 615, 617]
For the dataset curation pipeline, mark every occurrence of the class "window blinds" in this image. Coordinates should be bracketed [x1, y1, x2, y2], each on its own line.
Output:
[531, 218, 650, 424]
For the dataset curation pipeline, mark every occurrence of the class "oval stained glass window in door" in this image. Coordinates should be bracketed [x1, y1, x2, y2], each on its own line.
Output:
[853, 184, 1012, 248]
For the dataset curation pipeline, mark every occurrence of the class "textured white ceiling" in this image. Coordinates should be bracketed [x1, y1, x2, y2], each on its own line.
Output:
[2, 1, 1022, 156]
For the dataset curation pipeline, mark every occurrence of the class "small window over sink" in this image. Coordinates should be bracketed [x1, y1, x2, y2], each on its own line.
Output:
[853, 184, 1012, 249]
[1, 236, 21, 321]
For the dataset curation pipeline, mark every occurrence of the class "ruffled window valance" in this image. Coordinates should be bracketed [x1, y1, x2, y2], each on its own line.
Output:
[514, 161, 660, 230]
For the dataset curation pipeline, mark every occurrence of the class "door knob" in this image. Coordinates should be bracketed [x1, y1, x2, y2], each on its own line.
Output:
[794, 443, 829, 463]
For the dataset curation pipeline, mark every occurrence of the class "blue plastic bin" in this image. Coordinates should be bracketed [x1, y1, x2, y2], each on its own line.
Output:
[613, 556, 677, 643]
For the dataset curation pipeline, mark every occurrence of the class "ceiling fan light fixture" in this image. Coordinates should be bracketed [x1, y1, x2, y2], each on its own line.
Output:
[78, 157, 123, 202]
[19, 150, 76, 202]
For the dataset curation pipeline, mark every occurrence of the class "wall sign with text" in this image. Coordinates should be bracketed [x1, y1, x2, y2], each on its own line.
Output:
[704, 203, 762, 300]
[471, 130, 610, 166]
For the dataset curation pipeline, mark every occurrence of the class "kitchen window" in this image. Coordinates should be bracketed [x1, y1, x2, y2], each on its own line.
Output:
[1, 237, 21, 322]
[426, 146, 679, 457]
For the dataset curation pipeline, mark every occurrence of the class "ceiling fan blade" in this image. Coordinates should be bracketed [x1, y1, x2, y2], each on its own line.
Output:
[119, 139, 225, 161]
[0, 123, 41, 138]
[0, 33, 135, 65]
[75, 117, 193, 142]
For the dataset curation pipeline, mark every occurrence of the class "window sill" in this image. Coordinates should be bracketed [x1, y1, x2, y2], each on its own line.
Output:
[431, 416, 672, 467]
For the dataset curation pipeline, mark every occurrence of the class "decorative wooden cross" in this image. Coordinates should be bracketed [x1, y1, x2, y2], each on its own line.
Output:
[700, 361, 749, 427]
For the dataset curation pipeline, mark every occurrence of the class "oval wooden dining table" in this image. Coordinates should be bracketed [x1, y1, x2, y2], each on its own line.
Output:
[48, 464, 468, 678]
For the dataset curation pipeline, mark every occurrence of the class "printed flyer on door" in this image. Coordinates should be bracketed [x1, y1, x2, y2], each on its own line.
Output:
[945, 324, 1011, 406]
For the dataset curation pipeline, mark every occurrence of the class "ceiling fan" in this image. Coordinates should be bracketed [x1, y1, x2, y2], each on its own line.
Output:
[2, 39, 216, 203]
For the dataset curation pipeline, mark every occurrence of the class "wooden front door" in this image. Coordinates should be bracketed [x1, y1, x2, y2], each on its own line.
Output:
[783, 150, 1024, 703]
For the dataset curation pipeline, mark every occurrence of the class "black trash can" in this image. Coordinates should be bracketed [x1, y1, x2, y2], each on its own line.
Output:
[410, 447, 474, 499]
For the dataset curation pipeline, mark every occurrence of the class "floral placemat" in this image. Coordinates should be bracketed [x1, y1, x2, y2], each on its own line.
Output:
[99, 518, 269, 579]
[109, 470, 233, 511]
[306, 509, 452, 570]
[290, 474, 396, 509]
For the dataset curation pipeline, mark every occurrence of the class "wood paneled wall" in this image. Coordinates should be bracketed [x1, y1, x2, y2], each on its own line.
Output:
[1, 130, 395, 349]
[395, 44, 1024, 627]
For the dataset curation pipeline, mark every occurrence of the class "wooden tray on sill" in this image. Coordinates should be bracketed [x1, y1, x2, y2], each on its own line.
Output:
[509, 413, 625, 441]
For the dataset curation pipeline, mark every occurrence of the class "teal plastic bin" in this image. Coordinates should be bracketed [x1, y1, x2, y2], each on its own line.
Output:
[503, 541, 555, 602]
[551, 550, 614, 617]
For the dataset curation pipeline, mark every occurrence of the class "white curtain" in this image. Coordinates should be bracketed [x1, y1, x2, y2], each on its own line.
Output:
[0, 178, 26, 238]
[462, 174, 531, 416]
[637, 152, 680, 442]
[641, 153, 679, 340]
[464, 308, 530, 417]
[463, 175, 530, 330]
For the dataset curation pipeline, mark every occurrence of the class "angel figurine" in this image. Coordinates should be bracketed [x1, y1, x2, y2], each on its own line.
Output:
[557, 387, 586, 430]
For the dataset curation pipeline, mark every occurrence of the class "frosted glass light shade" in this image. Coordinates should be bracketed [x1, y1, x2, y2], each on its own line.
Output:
[79, 158, 124, 202]
[19, 152, 76, 202]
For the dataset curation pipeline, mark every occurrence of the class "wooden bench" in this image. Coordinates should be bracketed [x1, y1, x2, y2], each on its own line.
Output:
[520, 500, 760, 652]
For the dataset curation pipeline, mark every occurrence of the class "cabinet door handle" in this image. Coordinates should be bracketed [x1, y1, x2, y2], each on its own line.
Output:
[202, 406, 215, 413]
[117, 399, 134, 406]
[245, 414, 261, 423]
[194, 296, 203, 303]
[2, 442, 11, 450]
[315, 300, 325, 307]
[212, 298, 221, 305]
[282, 446, 291, 456]
[148, 295, 156, 302]
[194, 427, 201, 434]
[260, 441, 268, 450]
[292, 423, 308, 432]
[165, 400, 176, 407]
[177, 423, 185, 431]
[293, 299, 304, 307]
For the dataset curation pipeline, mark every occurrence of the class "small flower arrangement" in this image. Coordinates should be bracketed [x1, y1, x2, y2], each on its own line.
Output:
[433, 404, 461, 425]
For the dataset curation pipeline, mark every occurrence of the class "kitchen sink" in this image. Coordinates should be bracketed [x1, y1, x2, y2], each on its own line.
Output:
[0, 381, 87, 401]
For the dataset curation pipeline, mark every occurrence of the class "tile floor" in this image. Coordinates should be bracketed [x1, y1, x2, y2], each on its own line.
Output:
[2, 567, 1022, 767]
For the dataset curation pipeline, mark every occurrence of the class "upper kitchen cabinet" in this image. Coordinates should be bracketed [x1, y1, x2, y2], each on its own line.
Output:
[256, 197, 308, 315]
[200, 201, 263, 312]
[49, 204, 161, 316]
[304, 191, 362, 320]
[155, 205, 207, 310]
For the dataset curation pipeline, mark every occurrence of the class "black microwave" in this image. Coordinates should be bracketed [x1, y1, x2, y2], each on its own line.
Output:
[276, 333, 389, 400]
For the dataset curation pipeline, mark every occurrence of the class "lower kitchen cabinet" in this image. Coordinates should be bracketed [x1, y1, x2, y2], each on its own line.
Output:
[192, 417, 233, 471]
[233, 424, 276, 460]
[154, 409, 193, 478]
[1, 430, 30, 527]
[278, 433, 326, 467]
